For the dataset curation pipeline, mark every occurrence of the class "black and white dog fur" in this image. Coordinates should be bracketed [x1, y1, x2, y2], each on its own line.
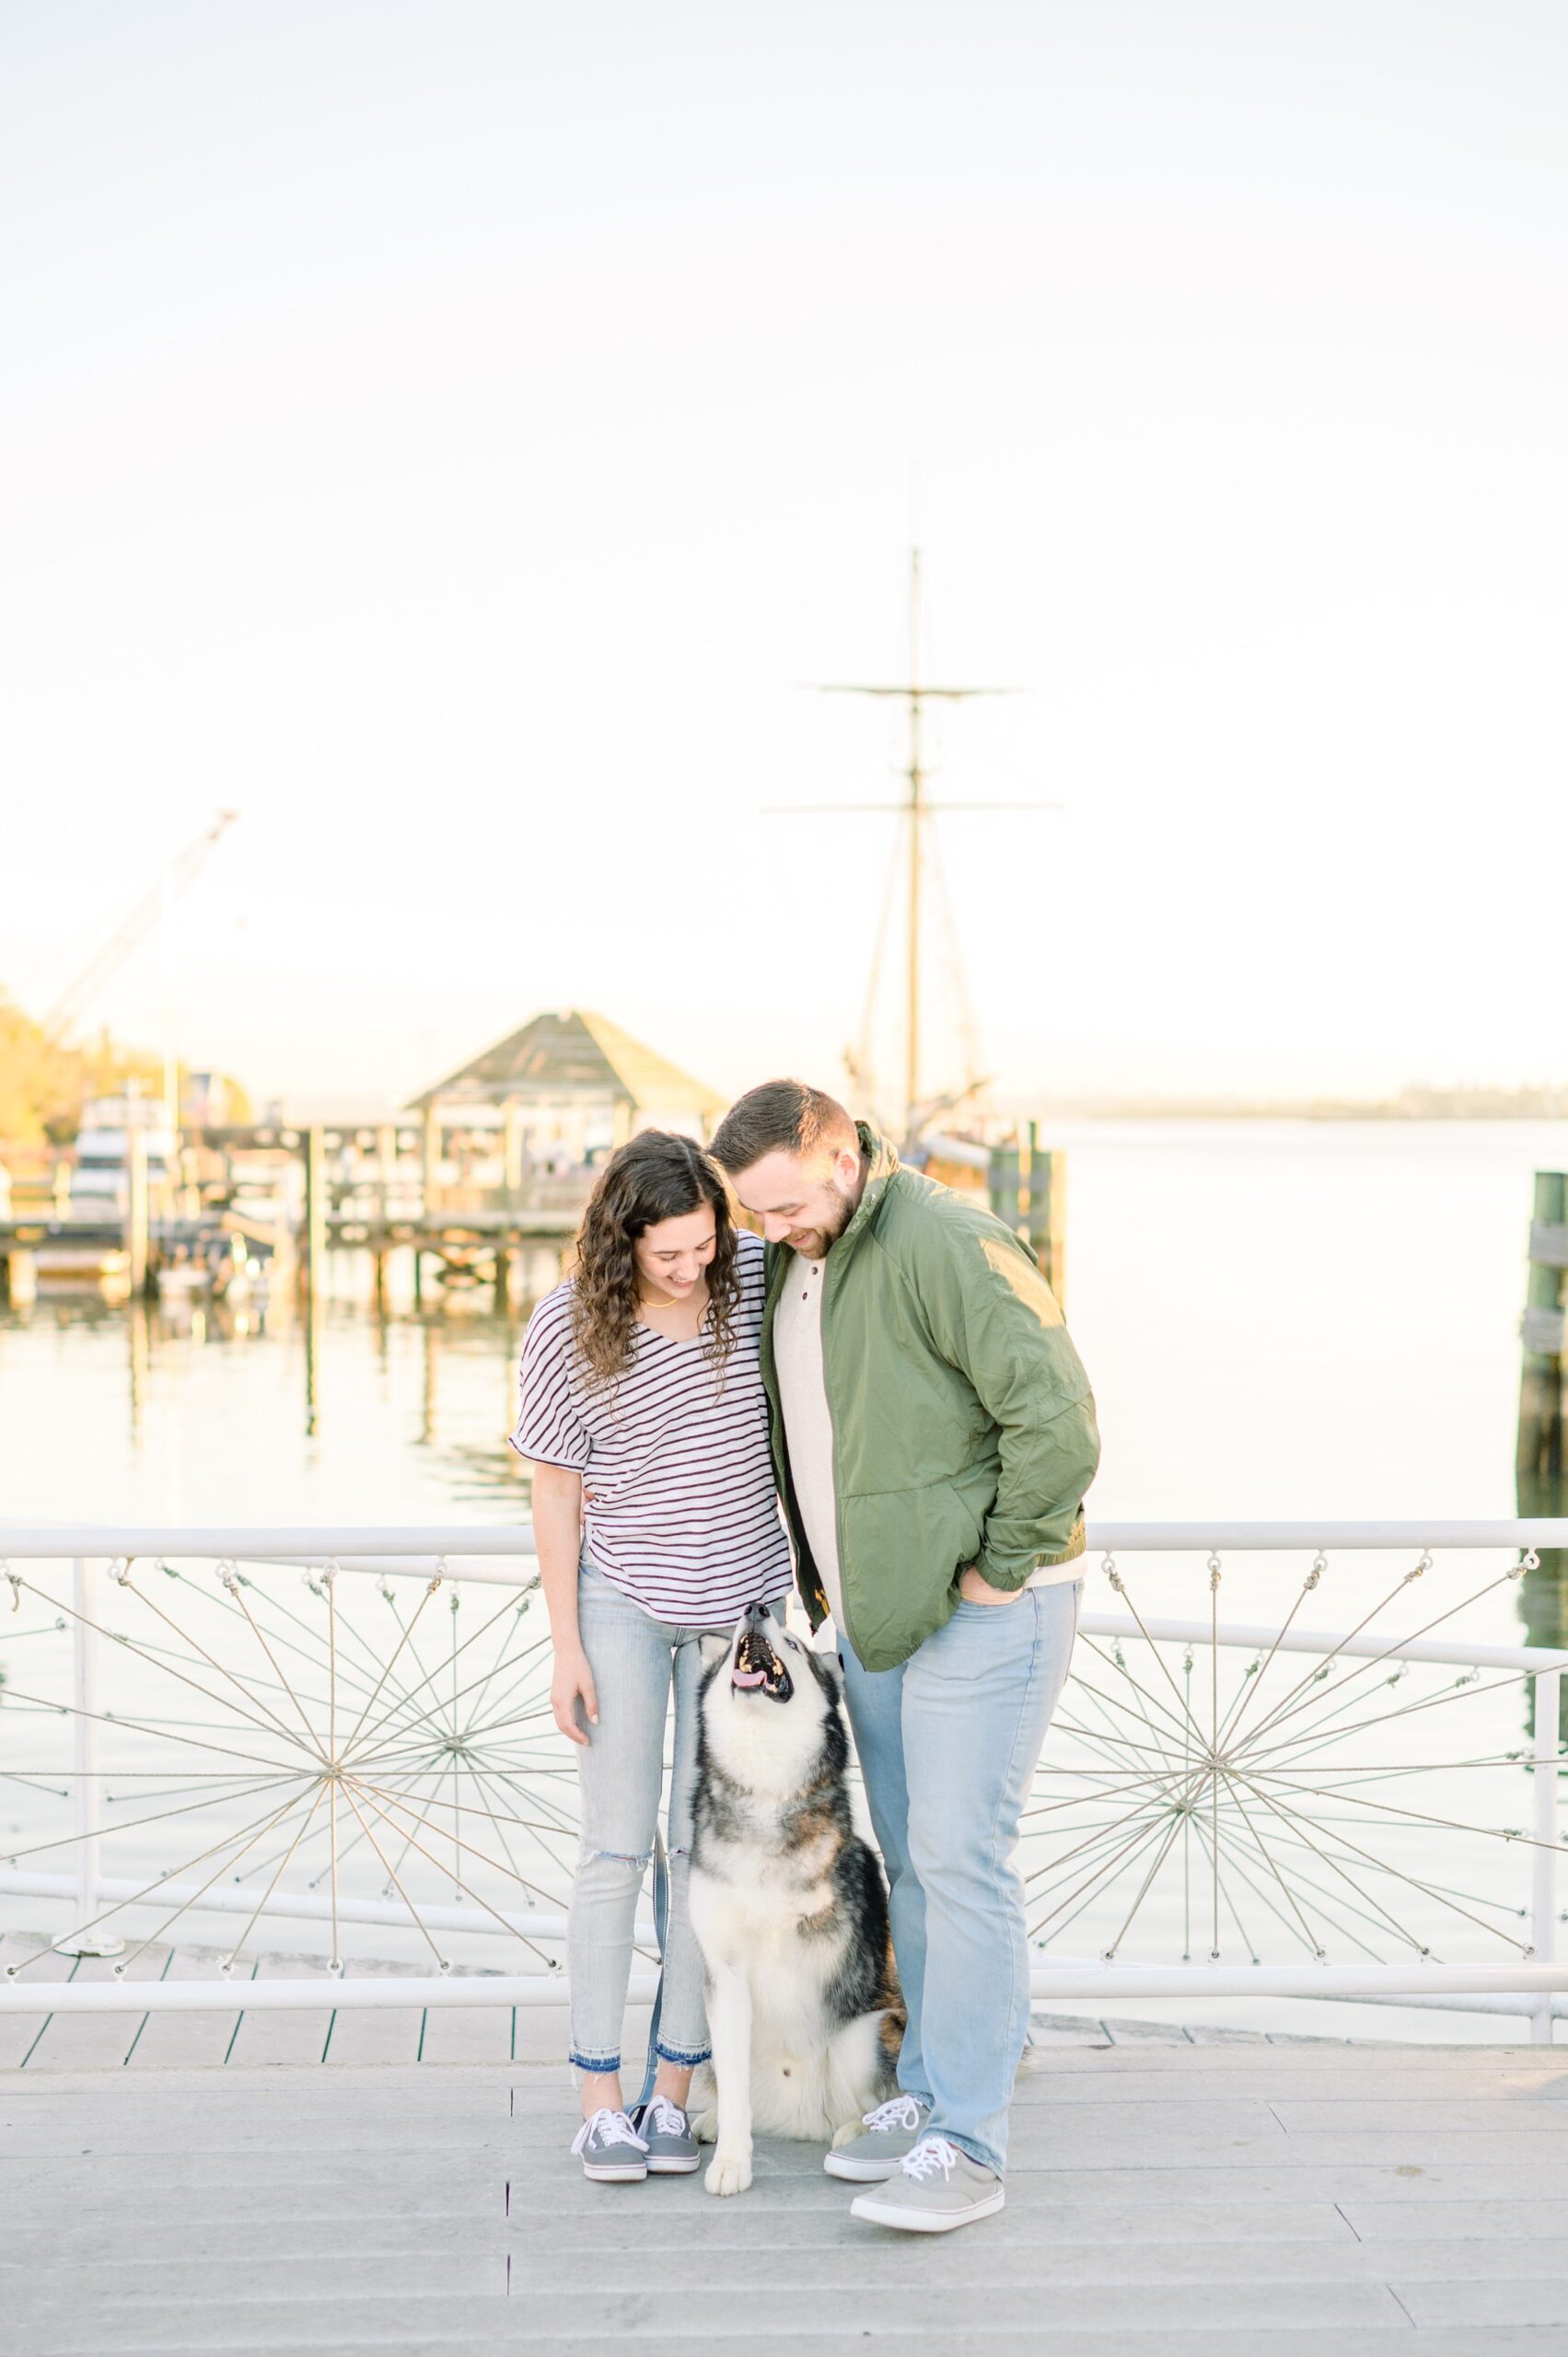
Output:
[687, 1602, 905, 2197]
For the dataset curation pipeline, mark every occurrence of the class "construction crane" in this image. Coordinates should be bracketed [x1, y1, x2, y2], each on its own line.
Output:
[41, 811, 240, 1048]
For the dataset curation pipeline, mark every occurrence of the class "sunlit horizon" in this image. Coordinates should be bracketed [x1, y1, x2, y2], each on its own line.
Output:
[5, 2, 1564, 1116]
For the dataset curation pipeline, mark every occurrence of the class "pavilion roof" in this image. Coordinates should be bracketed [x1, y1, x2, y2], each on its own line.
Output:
[409, 1008, 726, 1117]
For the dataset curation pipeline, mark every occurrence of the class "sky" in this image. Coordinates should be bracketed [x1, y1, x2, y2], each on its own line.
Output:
[3, 1, 1565, 1118]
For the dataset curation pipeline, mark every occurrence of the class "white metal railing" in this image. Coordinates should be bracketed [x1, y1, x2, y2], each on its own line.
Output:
[1, 1520, 1566, 2038]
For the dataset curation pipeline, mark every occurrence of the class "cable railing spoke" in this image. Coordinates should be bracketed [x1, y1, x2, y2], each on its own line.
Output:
[3, 1526, 1564, 2026]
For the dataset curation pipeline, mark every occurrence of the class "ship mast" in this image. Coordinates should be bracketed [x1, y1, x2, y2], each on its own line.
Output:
[784, 551, 1057, 1137]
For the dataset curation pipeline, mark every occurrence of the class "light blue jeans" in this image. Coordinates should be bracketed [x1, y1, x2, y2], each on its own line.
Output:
[569, 1560, 779, 2075]
[840, 1580, 1080, 2175]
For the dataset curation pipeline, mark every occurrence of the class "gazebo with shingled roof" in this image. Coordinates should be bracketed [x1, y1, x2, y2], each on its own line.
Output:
[409, 1008, 726, 1168]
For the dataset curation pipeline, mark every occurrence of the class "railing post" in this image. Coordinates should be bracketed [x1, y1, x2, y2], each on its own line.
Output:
[1531, 1667, 1561, 2044]
[54, 1558, 122, 1958]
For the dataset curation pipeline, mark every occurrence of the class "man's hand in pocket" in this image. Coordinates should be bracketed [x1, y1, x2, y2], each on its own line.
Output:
[958, 1564, 1025, 1606]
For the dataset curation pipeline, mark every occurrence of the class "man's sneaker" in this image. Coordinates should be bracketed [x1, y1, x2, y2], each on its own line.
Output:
[633, 2095, 701, 2176]
[849, 2134, 1005, 2233]
[823, 2093, 932, 2182]
[570, 2107, 648, 2182]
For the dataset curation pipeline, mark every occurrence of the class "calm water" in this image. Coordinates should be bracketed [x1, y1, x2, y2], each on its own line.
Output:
[2, 1119, 1558, 1532]
[3, 1121, 1566, 2038]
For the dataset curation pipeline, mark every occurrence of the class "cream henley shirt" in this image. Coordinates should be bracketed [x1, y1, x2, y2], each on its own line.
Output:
[772, 1252, 846, 1629]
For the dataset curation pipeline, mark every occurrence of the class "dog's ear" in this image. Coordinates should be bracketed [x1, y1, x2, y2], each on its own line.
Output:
[807, 1644, 844, 1695]
[699, 1632, 731, 1666]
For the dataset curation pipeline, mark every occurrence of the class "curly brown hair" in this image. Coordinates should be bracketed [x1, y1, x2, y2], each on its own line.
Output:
[570, 1131, 741, 1391]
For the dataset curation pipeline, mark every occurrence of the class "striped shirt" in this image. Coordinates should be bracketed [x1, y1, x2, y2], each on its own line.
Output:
[511, 1230, 791, 1624]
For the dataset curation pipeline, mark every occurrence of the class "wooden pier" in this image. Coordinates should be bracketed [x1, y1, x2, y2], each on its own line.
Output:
[7, 1931, 1568, 2355]
[0, 1120, 584, 1313]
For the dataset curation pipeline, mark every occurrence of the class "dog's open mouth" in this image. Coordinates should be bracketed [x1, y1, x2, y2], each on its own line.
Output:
[731, 1624, 794, 1702]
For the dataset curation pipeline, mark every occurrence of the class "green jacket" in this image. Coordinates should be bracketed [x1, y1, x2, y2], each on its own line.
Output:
[759, 1124, 1100, 1673]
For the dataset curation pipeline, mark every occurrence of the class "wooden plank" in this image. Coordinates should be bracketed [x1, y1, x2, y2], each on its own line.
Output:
[20, 2282, 1410, 2340]
[0, 2200, 1354, 2270]
[0, 1933, 73, 2069]
[0, 2177, 496, 2231]
[503, 2238, 1397, 2292]
[1344, 2200, 1568, 2243]
[505, 1996, 655, 2068]
[321, 1961, 424, 2068]
[1273, 2097, 1568, 2134]
[417, 1988, 514, 2065]
[1011, 2063, 1568, 2105]
[1353, 2236, 1568, 2282]
[39, 2333, 1555, 2357]
[1396, 2277, 1568, 2327]
[81, 2253, 507, 2304]
[123, 1946, 247, 2071]
[17, 1945, 170, 2071]
[1016, 2041, 1568, 2075]
[4, 2215, 510, 2266]
[0, 2110, 508, 2159]
[224, 1954, 333, 2067]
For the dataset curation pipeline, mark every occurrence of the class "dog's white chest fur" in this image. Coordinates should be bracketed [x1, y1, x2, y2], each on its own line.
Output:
[690, 1828, 889, 2178]
[687, 1613, 900, 2198]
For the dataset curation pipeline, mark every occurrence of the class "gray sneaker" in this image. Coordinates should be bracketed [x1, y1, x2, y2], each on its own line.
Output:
[570, 2107, 647, 2182]
[849, 2135, 1005, 2233]
[633, 2095, 701, 2175]
[823, 2093, 932, 2182]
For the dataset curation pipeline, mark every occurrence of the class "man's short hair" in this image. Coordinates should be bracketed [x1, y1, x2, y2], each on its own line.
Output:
[709, 1079, 857, 1175]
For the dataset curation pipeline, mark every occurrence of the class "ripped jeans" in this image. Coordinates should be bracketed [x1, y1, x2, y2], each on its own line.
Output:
[568, 1559, 772, 2075]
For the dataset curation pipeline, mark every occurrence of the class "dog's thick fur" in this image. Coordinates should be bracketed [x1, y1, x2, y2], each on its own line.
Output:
[687, 1605, 904, 2197]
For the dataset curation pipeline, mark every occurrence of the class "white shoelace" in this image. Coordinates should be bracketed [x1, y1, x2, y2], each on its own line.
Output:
[571, 2107, 647, 2156]
[862, 2093, 924, 2135]
[900, 2134, 961, 2181]
[644, 2096, 689, 2139]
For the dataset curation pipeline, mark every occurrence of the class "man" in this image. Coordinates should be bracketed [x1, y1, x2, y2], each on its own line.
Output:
[709, 1080, 1098, 2235]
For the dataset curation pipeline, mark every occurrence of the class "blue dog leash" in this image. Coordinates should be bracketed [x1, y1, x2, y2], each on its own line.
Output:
[632, 1828, 670, 2118]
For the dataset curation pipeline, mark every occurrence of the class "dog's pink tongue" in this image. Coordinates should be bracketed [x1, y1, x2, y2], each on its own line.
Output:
[731, 1666, 768, 1689]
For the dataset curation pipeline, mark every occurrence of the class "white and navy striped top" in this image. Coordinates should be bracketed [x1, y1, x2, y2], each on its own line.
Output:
[512, 1230, 792, 1624]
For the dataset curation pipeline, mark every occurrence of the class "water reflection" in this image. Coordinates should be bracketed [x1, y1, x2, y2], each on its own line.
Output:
[0, 1271, 536, 1523]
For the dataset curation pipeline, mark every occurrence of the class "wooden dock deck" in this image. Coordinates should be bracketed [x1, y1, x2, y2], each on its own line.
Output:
[7, 1936, 1568, 2351]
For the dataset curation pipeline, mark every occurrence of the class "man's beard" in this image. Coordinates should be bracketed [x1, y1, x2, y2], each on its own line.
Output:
[807, 1172, 858, 1252]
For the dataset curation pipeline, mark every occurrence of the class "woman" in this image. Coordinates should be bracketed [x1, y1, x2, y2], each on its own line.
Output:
[513, 1129, 792, 2182]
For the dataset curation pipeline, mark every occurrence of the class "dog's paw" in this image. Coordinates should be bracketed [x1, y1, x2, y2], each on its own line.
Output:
[690, 2107, 718, 2144]
[830, 2118, 865, 2149]
[704, 2150, 752, 2198]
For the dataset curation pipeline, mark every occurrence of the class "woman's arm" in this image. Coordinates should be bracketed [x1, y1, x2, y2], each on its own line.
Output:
[533, 1461, 598, 1746]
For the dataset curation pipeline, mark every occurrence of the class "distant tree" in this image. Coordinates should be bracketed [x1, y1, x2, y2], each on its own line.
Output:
[1, 995, 168, 1146]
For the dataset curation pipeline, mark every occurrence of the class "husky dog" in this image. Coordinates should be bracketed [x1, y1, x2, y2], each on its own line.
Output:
[687, 1603, 905, 2197]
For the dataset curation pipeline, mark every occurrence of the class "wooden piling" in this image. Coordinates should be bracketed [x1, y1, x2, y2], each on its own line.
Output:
[2, 1249, 37, 1309]
[377, 1123, 398, 1223]
[1026, 1121, 1066, 1307]
[988, 1123, 1067, 1306]
[1517, 1172, 1568, 1479]
[422, 1107, 441, 1214]
[126, 1130, 151, 1297]
[1516, 1173, 1568, 1750]
[503, 1099, 525, 1201]
[301, 1125, 326, 1302]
